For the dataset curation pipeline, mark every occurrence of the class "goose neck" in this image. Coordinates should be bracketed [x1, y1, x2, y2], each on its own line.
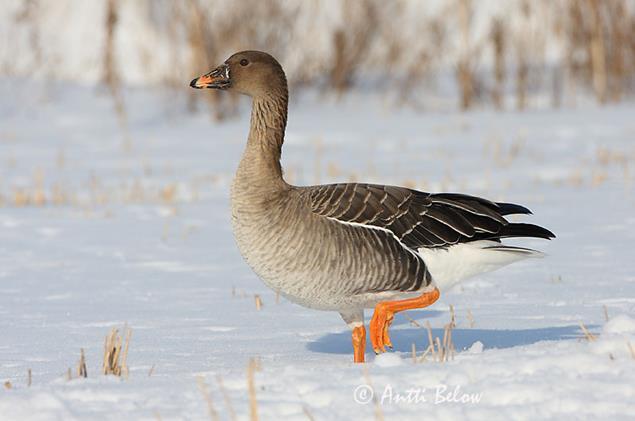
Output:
[237, 92, 289, 190]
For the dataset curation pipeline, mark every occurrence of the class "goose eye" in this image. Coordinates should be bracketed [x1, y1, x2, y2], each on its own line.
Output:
[240, 59, 249, 66]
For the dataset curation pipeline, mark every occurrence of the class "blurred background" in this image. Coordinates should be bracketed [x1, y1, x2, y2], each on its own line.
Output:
[2, 3, 635, 418]
[2, 0, 635, 208]
[3, 0, 635, 118]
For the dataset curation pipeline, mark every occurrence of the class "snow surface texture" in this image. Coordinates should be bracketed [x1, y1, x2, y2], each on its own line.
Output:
[1, 82, 635, 420]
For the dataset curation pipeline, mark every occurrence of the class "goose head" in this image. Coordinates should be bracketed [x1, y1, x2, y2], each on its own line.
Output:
[190, 50, 287, 98]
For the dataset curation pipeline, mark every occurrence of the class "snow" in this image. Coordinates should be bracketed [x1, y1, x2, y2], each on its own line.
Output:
[373, 353, 404, 368]
[467, 341, 483, 354]
[1, 80, 635, 419]
[603, 315, 635, 335]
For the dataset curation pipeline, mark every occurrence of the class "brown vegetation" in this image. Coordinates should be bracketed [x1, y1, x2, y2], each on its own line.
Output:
[5, 0, 635, 113]
[103, 326, 132, 377]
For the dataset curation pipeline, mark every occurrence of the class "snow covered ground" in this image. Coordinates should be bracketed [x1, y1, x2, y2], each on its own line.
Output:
[1, 80, 634, 420]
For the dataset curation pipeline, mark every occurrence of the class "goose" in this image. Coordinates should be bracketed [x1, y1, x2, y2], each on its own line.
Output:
[190, 51, 554, 363]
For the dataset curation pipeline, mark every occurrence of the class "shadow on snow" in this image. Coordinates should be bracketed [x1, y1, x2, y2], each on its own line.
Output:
[307, 311, 588, 355]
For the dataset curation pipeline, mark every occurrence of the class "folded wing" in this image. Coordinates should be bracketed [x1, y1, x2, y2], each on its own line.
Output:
[304, 183, 554, 250]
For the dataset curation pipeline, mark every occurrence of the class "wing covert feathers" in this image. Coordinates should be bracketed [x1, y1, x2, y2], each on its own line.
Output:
[305, 183, 554, 249]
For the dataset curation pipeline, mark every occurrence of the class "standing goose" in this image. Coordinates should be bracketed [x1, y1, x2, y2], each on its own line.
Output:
[190, 51, 554, 363]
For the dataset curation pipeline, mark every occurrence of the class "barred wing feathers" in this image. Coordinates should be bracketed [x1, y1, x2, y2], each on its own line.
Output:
[305, 183, 554, 250]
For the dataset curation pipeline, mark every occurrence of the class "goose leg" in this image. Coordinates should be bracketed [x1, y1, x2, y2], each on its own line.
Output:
[370, 288, 440, 354]
[382, 313, 395, 349]
[352, 325, 366, 363]
[340, 309, 366, 363]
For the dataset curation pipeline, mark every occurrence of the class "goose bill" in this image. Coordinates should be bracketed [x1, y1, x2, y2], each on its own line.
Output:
[190, 64, 231, 89]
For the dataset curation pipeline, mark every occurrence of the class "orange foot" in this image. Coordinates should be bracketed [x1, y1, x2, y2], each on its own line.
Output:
[369, 288, 440, 354]
[352, 325, 366, 363]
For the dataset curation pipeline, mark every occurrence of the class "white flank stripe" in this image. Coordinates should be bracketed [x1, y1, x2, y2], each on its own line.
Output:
[325, 216, 422, 261]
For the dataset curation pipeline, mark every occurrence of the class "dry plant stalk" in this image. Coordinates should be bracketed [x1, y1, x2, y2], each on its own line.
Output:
[330, 0, 378, 94]
[302, 405, 316, 421]
[442, 325, 450, 359]
[121, 328, 132, 378]
[425, 321, 437, 361]
[436, 337, 444, 362]
[160, 184, 177, 203]
[196, 376, 219, 421]
[103, 326, 132, 377]
[418, 345, 433, 363]
[404, 313, 421, 328]
[456, 0, 476, 110]
[408, 312, 456, 363]
[403, 314, 435, 362]
[627, 341, 635, 360]
[254, 294, 263, 311]
[6, 0, 635, 112]
[102, 0, 131, 150]
[588, 0, 607, 103]
[514, 0, 531, 110]
[14, 190, 29, 207]
[14, 1, 42, 69]
[27, 369, 32, 387]
[445, 323, 456, 361]
[247, 358, 259, 421]
[606, 0, 628, 102]
[579, 322, 597, 342]
[78, 348, 87, 378]
[186, 0, 229, 121]
[490, 17, 506, 109]
[561, 0, 635, 106]
[102, 0, 118, 92]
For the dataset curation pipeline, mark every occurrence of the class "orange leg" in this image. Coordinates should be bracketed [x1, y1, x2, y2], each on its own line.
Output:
[352, 325, 366, 363]
[370, 288, 440, 354]
[382, 314, 394, 349]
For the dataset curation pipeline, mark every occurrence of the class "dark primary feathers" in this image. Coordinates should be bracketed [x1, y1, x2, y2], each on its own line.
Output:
[304, 183, 555, 249]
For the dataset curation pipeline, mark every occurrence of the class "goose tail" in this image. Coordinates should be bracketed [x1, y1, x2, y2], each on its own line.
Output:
[418, 240, 546, 292]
